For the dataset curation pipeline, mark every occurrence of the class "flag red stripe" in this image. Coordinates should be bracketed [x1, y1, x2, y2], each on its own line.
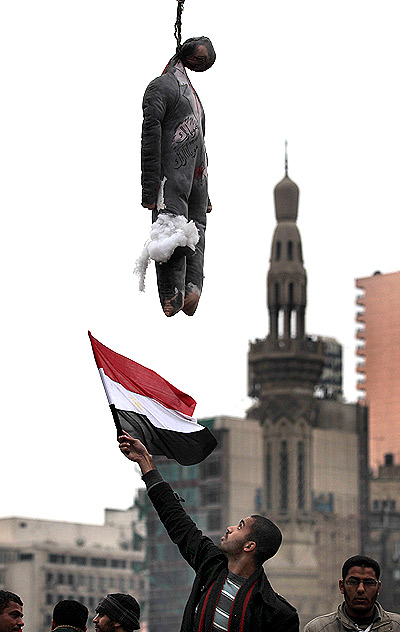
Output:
[88, 332, 196, 416]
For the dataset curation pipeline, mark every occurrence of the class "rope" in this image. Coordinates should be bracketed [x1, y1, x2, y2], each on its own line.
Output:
[174, 0, 186, 53]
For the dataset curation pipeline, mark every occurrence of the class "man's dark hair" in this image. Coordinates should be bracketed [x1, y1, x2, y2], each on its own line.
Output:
[342, 555, 381, 580]
[0, 591, 23, 615]
[52, 600, 88, 630]
[249, 515, 283, 566]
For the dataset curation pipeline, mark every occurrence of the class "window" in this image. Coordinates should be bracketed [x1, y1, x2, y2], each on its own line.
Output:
[200, 459, 221, 478]
[111, 559, 126, 569]
[201, 486, 221, 505]
[46, 593, 53, 605]
[70, 556, 87, 566]
[91, 558, 107, 568]
[57, 573, 65, 585]
[297, 441, 305, 511]
[207, 510, 221, 531]
[156, 543, 164, 562]
[288, 282, 294, 305]
[19, 553, 33, 561]
[279, 441, 289, 513]
[98, 577, 107, 591]
[275, 283, 280, 304]
[287, 241, 293, 260]
[276, 241, 281, 261]
[118, 577, 126, 592]
[266, 442, 272, 511]
[49, 554, 66, 564]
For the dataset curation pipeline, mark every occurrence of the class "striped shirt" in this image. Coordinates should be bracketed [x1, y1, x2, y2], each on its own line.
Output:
[212, 571, 246, 632]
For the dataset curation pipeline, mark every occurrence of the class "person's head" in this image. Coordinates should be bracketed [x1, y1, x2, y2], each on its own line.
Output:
[0, 591, 24, 632]
[339, 555, 381, 618]
[51, 600, 88, 631]
[180, 37, 216, 71]
[93, 594, 140, 632]
[218, 515, 282, 567]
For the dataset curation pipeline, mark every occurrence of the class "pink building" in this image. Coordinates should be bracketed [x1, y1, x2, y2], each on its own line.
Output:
[355, 271, 400, 471]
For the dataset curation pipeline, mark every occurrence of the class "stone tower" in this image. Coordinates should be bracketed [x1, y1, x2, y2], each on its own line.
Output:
[247, 160, 367, 623]
[248, 161, 324, 404]
[247, 161, 325, 620]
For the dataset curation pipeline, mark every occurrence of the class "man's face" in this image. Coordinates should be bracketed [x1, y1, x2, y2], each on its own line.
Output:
[0, 601, 24, 632]
[184, 45, 210, 72]
[93, 613, 115, 632]
[339, 566, 381, 618]
[218, 517, 255, 557]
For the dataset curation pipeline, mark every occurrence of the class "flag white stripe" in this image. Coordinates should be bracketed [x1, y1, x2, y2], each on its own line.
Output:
[99, 369, 202, 434]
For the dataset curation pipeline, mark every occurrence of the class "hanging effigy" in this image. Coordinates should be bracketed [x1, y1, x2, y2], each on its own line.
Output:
[135, 0, 216, 317]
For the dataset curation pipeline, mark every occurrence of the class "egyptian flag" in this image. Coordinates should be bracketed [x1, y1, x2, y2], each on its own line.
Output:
[89, 332, 217, 465]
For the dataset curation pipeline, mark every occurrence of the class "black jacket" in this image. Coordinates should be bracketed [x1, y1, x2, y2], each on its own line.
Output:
[145, 472, 299, 632]
[141, 60, 208, 212]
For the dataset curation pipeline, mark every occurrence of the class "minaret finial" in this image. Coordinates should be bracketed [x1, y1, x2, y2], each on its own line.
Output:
[285, 140, 288, 176]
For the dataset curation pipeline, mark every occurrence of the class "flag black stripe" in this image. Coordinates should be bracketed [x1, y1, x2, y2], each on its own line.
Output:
[114, 409, 217, 466]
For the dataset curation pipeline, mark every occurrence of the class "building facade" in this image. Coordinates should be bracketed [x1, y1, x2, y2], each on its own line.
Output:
[315, 336, 343, 400]
[369, 453, 400, 610]
[145, 416, 264, 632]
[355, 270, 400, 471]
[0, 501, 148, 632]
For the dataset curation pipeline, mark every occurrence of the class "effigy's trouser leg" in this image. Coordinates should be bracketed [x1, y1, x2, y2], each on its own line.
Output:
[182, 223, 205, 316]
[182, 184, 207, 316]
[154, 253, 185, 317]
[151, 207, 186, 317]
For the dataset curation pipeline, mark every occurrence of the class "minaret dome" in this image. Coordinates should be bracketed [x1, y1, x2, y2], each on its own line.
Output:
[274, 175, 299, 222]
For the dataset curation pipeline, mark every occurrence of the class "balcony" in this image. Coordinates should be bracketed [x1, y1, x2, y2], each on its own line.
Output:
[355, 346, 365, 357]
[357, 380, 366, 391]
[356, 362, 366, 374]
[355, 328, 365, 340]
[355, 295, 365, 306]
[356, 311, 365, 323]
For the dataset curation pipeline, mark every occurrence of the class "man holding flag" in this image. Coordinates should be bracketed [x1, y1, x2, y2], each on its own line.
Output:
[117, 432, 299, 632]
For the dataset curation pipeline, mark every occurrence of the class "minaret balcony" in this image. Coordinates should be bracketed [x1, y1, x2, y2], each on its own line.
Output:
[356, 362, 366, 374]
[355, 312, 365, 323]
[355, 346, 365, 357]
[355, 328, 365, 340]
[355, 295, 365, 306]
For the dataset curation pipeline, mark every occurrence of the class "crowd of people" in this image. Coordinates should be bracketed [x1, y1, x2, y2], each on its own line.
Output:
[1, 432, 399, 632]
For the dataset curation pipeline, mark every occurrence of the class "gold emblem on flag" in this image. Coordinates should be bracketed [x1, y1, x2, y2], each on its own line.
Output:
[129, 395, 144, 411]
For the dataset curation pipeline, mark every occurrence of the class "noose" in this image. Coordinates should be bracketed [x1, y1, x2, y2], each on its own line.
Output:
[174, 0, 186, 53]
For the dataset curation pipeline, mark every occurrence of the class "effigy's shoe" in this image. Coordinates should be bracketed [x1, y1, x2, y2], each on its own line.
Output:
[163, 291, 184, 317]
[182, 284, 201, 316]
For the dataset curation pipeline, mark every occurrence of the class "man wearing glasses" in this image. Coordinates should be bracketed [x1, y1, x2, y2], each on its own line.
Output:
[303, 555, 400, 632]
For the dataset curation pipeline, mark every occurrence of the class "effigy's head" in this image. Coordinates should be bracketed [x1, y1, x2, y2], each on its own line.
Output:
[180, 37, 216, 71]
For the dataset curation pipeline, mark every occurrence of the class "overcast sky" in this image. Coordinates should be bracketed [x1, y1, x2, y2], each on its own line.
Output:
[1, 0, 399, 524]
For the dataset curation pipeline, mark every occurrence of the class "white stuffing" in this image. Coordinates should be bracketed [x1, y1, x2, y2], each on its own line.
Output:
[134, 213, 199, 292]
[156, 176, 167, 211]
